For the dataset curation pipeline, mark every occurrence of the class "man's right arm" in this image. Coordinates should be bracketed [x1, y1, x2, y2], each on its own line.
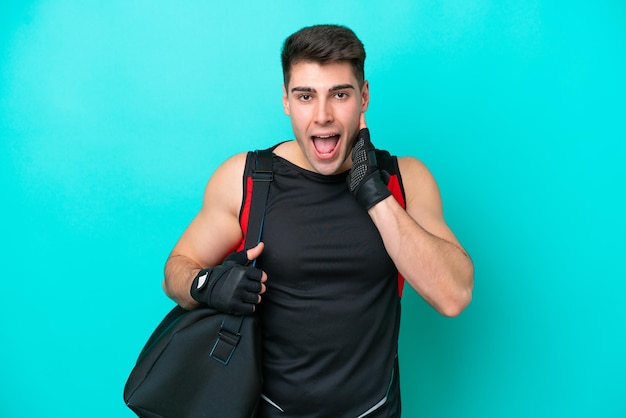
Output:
[162, 152, 249, 310]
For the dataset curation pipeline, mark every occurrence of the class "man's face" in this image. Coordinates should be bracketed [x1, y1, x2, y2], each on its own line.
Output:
[282, 61, 369, 175]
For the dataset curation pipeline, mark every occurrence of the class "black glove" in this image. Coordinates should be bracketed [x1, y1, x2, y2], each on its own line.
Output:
[347, 128, 392, 210]
[190, 250, 263, 314]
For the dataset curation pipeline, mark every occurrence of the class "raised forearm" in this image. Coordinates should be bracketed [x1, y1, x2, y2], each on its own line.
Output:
[369, 197, 474, 317]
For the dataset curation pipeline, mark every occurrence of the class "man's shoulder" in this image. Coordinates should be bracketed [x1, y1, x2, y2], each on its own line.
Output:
[395, 156, 442, 210]
[214, 152, 250, 176]
[205, 152, 249, 196]
[271, 140, 296, 160]
[211, 141, 304, 179]
[397, 155, 431, 177]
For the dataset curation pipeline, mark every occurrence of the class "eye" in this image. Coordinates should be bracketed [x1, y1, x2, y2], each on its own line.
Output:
[298, 94, 312, 102]
[335, 92, 349, 100]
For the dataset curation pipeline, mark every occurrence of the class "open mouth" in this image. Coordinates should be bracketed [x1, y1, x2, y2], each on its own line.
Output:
[312, 134, 340, 156]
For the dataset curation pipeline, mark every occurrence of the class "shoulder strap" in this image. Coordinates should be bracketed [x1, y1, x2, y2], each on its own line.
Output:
[243, 149, 274, 252]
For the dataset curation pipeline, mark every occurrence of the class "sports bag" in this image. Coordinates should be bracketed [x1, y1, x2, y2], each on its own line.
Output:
[123, 149, 273, 418]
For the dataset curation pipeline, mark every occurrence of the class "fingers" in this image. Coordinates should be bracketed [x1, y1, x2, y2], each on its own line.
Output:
[243, 243, 268, 309]
[359, 112, 367, 130]
[253, 272, 268, 302]
[246, 241, 265, 262]
[244, 271, 265, 292]
[242, 290, 260, 304]
[243, 268, 267, 308]
[255, 273, 267, 304]
[358, 126, 371, 145]
[223, 249, 249, 265]
[255, 272, 268, 306]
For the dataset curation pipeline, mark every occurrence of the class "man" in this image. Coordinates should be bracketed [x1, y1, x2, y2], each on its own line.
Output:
[163, 24, 473, 417]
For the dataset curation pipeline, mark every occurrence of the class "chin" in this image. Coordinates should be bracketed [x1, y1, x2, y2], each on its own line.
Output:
[313, 158, 349, 176]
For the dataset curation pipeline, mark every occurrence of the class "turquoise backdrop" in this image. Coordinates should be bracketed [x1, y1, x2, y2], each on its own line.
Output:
[2, 1, 625, 417]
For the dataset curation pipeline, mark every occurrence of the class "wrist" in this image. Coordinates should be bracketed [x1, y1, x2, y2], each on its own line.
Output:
[190, 268, 212, 305]
[355, 172, 392, 210]
[367, 193, 396, 217]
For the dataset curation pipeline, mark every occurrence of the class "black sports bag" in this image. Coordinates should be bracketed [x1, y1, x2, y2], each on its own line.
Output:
[123, 149, 273, 418]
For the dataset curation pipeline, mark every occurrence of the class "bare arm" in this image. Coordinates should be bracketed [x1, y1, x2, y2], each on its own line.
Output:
[368, 157, 474, 317]
[162, 152, 255, 310]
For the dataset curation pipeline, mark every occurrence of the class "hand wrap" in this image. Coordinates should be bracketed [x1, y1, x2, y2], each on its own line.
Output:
[347, 128, 392, 210]
[190, 250, 263, 314]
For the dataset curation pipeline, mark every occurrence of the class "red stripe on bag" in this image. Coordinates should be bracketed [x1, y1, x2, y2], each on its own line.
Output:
[236, 175, 254, 252]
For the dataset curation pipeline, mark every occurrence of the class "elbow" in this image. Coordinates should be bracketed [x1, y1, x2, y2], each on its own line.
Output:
[162, 277, 173, 299]
[161, 262, 176, 300]
[439, 269, 474, 318]
[439, 287, 473, 317]
[161, 277, 179, 305]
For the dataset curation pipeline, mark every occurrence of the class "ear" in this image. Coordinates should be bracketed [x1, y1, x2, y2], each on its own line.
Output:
[360, 80, 370, 112]
[282, 84, 290, 116]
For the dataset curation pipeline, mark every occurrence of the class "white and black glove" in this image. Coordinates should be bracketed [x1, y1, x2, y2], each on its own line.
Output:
[190, 250, 263, 314]
[347, 128, 391, 210]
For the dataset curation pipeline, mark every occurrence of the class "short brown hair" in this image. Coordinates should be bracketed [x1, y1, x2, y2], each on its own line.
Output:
[281, 25, 366, 88]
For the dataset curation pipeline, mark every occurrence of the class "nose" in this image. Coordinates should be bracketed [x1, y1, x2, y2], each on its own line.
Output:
[314, 100, 333, 125]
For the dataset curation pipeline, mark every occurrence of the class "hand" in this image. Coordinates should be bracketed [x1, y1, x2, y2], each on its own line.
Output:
[190, 243, 267, 314]
[347, 116, 392, 210]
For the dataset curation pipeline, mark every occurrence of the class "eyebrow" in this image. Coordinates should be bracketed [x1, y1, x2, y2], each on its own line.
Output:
[290, 84, 356, 94]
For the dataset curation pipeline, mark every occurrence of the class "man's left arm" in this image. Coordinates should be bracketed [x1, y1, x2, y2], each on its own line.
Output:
[347, 125, 473, 316]
[368, 156, 474, 317]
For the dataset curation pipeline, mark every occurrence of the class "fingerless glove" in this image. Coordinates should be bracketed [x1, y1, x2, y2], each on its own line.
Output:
[190, 250, 263, 314]
[347, 128, 392, 210]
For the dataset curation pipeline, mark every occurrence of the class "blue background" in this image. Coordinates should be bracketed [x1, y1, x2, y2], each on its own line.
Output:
[1, 1, 625, 417]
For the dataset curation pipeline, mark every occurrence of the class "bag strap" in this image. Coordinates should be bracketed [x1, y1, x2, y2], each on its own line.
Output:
[210, 149, 273, 365]
[243, 148, 274, 252]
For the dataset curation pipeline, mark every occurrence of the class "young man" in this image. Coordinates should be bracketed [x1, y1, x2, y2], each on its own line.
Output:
[163, 24, 473, 417]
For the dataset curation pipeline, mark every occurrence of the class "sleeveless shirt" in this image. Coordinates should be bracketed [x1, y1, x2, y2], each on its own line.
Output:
[240, 149, 404, 418]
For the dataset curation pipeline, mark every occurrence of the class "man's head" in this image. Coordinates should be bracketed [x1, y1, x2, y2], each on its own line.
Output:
[281, 25, 366, 90]
[280, 25, 370, 176]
